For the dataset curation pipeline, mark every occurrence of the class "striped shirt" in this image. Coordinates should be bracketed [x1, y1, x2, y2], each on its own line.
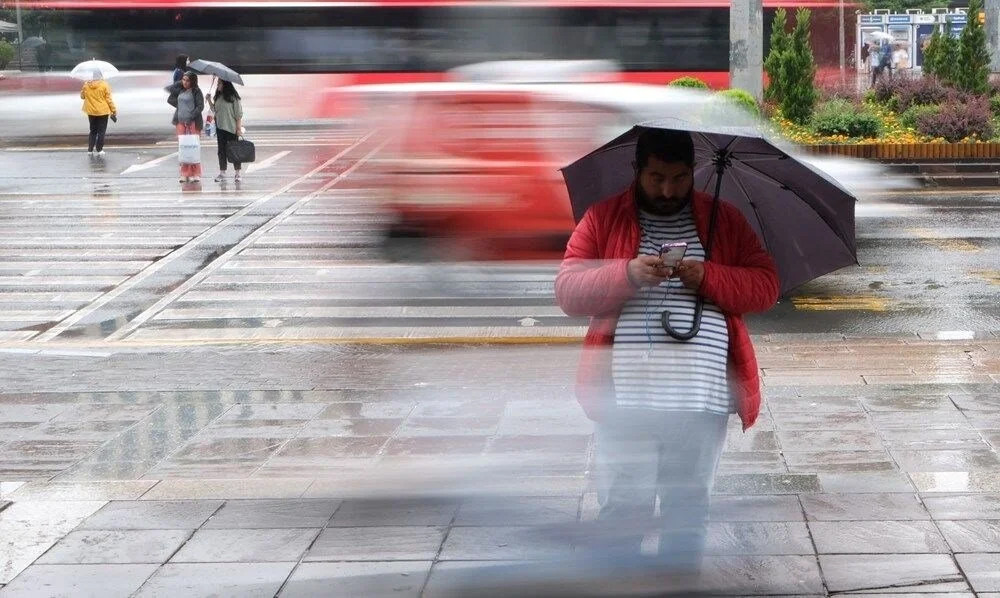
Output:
[612, 205, 733, 414]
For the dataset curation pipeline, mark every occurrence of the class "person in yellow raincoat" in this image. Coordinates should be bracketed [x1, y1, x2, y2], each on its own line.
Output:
[80, 69, 117, 155]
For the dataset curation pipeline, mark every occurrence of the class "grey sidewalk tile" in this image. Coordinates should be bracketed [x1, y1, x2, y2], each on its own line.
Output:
[272, 436, 387, 460]
[881, 427, 989, 451]
[0, 563, 159, 598]
[701, 555, 824, 595]
[870, 410, 970, 429]
[0, 500, 106, 528]
[205, 499, 341, 528]
[56, 461, 160, 481]
[80, 500, 223, 529]
[496, 415, 593, 437]
[142, 461, 264, 479]
[307, 526, 446, 561]
[834, 594, 973, 597]
[714, 474, 821, 495]
[0, 526, 72, 585]
[809, 520, 949, 553]
[18, 420, 136, 441]
[817, 472, 915, 493]
[770, 410, 872, 431]
[170, 528, 319, 563]
[51, 404, 158, 422]
[718, 452, 787, 474]
[923, 493, 1000, 519]
[709, 495, 804, 522]
[0, 404, 69, 423]
[2, 439, 105, 461]
[196, 420, 306, 439]
[951, 394, 1000, 411]
[384, 436, 489, 456]
[725, 430, 778, 452]
[134, 562, 297, 598]
[938, 520, 1000, 552]
[0, 483, 24, 499]
[295, 418, 403, 437]
[890, 449, 1000, 472]
[777, 430, 884, 452]
[766, 396, 862, 412]
[801, 493, 930, 520]
[219, 403, 327, 420]
[279, 561, 431, 598]
[785, 450, 895, 472]
[140, 478, 312, 500]
[168, 437, 287, 462]
[438, 526, 574, 560]
[396, 416, 500, 437]
[454, 497, 579, 526]
[488, 435, 590, 454]
[706, 522, 813, 555]
[317, 401, 415, 420]
[411, 400, 506, 418]
[6, 481, 157, 501]
[330, 499, 459, 526]
[819, 554, 967, 593]
[861, 396, 959, 412]
[36, 529, 191, 564]
[911, 472, 1000, 493]
[958, 553, 1000, 592]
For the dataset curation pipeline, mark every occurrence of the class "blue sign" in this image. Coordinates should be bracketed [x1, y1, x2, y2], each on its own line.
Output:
[948, 14, 967, 23]
[888, 15, 910, 23]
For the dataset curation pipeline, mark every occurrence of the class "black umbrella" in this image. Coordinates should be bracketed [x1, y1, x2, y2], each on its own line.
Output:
[561, 121, 858, 299]
[189, 59, 244, 85]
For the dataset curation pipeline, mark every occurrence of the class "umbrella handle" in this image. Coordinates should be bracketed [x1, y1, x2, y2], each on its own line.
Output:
[660, 298, 704, 341]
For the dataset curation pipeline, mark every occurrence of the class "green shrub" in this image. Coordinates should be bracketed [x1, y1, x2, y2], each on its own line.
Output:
[991, 95, 1000, 118]
[810, 99, 882, 138]
[668, 76, 710, 90]
[764, 8, 790, 103]
[717, 88, 760, 116]
[779, 8, 818, 124]
[0, 41, 13, 70]
[899, 104, 940, 130]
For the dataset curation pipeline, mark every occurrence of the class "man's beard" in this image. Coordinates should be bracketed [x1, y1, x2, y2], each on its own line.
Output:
[635, 183, 692, 216]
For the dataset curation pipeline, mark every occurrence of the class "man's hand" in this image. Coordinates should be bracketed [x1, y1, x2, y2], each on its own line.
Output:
[675, 259, 705, 290]
[627, 255, 670, 288]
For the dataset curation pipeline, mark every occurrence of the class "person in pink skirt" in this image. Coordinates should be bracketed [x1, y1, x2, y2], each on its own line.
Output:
[165, 71, 205, 182]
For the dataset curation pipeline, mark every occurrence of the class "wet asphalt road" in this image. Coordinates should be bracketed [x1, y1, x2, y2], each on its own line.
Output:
[0, 126, 998, 346]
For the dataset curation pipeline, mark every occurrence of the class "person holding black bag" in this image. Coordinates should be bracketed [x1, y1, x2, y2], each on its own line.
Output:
[206, 80, 244, 183]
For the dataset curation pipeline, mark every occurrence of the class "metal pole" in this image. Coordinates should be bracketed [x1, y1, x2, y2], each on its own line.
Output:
[839, 0, 846, 80]
[15, 0, 23, 71]
[988, 0, 1000, 72]
[730, 0, 764, 101]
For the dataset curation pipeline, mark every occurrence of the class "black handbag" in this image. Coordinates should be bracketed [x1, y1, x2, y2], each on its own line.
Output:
[226, 138, 256, 163]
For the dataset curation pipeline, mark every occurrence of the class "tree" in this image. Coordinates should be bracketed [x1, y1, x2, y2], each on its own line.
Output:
[862, 0, 946, 11]
[956, 0, 990, 94]
[764, 8, 789, 103]
[938, 30, 960, 85]
[779, 8, 818, 124]
[923, 28, 942, 78]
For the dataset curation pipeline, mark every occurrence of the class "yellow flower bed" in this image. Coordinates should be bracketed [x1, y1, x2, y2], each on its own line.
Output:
[770, 103, 994, 145]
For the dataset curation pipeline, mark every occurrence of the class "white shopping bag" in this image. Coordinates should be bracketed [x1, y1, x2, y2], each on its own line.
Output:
[178, 134, 201, 164]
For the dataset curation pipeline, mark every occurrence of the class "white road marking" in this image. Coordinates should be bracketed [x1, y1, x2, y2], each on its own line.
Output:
[120, 152, 178, 175]
[246, 151, 290, 174]
[35, 132, 375, 342]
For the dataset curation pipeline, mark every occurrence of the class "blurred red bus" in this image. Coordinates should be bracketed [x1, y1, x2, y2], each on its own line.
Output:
[16, 0, 853, 89]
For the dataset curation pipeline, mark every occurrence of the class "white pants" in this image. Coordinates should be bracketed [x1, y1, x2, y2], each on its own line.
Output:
[594, 409, 728, 570]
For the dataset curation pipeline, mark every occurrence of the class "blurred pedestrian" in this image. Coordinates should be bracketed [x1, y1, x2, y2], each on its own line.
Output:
[166, 71, 204, 183]
[206, 80, 244, 182]
[879, 41, 893, 79]
[892, 43, 909, 71]
[555, 129, 778, 575]
[172, 54, 189, 84]
[869, 41, 883, 87]
[80, 68, 117, 156]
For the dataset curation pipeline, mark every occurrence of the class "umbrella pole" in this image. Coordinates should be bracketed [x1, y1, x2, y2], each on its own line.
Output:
[660, 150, 725, 341]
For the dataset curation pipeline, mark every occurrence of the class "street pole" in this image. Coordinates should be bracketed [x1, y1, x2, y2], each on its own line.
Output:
[988, 0, 1000, 72]
[730, 0, 764, 101]
[15, 0, 23, 71]
[839, 0, 846, 81]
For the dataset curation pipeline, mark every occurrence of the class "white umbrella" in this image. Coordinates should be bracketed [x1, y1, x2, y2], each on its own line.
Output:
[70, 60, 119, 80]
[866, 31, 894, 42]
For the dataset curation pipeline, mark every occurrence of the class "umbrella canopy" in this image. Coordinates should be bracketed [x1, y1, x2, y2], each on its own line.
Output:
[22, 36, 46, 49]
[0, 20, 17, 33]
[188, 59, 244, 85]
[560, 122, 858, 296]
[866, 31, 894, 42]
[70, 60, 119, 80]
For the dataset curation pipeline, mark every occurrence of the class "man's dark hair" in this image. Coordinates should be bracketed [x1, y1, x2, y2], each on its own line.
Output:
[635, 128, 695, 170]
[175, 54, 189, 70]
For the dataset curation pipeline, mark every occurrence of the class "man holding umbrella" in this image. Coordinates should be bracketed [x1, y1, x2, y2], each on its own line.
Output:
[555, 129, 779, 575]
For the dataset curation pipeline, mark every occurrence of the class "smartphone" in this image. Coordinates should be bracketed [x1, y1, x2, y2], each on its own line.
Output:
[659, 242, 688, 268]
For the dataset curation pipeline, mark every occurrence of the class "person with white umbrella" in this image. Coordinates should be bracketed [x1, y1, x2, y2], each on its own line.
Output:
[79, 68, 116, 156]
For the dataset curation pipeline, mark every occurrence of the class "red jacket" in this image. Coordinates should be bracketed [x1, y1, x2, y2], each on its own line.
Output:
[555, 187, 780, 430]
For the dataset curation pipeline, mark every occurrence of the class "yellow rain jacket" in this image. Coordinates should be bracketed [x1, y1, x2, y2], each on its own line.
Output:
[80, 80, 116, 116]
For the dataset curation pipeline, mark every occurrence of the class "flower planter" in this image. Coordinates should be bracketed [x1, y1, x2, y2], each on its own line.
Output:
[803, 142, 1000, 160]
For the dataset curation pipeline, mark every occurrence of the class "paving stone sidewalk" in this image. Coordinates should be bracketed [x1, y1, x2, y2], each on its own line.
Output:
[1, 335, 999, 596]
